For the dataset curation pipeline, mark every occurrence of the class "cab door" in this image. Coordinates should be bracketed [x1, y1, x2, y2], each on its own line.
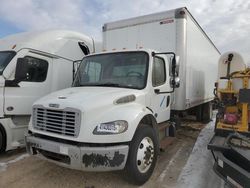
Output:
[150, 56, 171, 123]
[4, 53, 52, 115]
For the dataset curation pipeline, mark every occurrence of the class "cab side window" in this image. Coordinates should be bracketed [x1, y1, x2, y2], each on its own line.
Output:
[152, 57, 166, 87]
[18, 56, 48, 82]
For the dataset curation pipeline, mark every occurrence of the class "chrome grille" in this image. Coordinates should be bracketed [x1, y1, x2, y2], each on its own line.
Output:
[33, 106, 81, 137]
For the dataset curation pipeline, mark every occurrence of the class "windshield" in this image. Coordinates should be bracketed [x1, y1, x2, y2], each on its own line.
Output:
[0, 51, 16, 75]
[73, 52, 149, 89]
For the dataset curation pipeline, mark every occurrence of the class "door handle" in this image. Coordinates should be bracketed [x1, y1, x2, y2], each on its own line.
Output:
[166, 95, 170, 107]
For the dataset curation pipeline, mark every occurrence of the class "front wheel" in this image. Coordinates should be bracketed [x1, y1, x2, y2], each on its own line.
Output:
[125, 124, 158, 185]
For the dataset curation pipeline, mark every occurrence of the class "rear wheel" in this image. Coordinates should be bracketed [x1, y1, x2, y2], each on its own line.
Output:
[196, 102, 213, 122]
[126, 125, 158, 185]
[196, 105, 203, 122]
[0, 129, 6, 153]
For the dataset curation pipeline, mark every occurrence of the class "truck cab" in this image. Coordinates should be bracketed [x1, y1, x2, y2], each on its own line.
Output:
[26, 49, 179, 185]
[0, 30, 97, 152]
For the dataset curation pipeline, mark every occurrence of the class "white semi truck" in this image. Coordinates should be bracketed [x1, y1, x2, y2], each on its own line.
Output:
[0, 30, 99, 152]
[26, 8, 220, 185]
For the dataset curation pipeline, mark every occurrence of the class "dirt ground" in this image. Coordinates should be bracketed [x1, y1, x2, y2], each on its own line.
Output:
[0, 120, 204, 188]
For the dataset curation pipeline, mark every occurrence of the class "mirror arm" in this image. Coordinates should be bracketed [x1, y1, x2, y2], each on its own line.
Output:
[5, 79, 20, 87]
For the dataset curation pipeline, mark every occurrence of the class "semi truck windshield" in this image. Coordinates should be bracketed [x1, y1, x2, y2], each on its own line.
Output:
[73, 52, 149, 89]
[0, 51, 16, 74]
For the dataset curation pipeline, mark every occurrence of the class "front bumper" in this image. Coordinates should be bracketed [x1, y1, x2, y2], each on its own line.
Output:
[25, 135, 129, 171]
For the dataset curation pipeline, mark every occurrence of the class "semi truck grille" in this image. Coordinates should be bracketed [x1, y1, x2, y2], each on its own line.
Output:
[33, 106, 81, 137]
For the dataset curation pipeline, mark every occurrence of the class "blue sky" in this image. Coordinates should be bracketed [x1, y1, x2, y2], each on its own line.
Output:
[0, 20, 23, 38]
[0, 0, 249, 61]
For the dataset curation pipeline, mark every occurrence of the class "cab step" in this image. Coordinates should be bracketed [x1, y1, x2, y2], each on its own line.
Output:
[157, 121, 176, 151]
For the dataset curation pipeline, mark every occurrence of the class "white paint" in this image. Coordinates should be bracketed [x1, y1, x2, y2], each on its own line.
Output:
[60, 146, 68, 155]
[0, 153, 29, 172]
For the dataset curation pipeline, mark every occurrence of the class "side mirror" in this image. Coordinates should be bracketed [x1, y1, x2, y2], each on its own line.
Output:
[169, 56, 180, 76]
[171, 56, 176, 76]
[171, 77, 180, 88]
[175, 56, 180, 75]
[170, 56, 180, 88]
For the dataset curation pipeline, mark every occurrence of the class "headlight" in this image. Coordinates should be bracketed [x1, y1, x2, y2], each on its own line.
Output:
[93, 120, 128, 135]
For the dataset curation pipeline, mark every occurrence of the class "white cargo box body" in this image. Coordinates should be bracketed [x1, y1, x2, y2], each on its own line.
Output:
[103, 7, 220, 111]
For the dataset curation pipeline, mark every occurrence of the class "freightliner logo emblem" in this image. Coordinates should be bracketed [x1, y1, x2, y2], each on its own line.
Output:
[49, 103, 60, 108]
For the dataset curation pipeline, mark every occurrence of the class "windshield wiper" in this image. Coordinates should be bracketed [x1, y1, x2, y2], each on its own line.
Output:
[77, 82, 134, 88]
[94, 83, 123, 87]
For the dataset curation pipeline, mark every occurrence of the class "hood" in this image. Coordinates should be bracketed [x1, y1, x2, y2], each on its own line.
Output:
[34, 87, 146, 111]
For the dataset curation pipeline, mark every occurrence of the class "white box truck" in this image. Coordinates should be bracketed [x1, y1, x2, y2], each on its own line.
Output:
[26, 8, 220, 185]
[103, 7, 220, 116]
[0, 30, 99, 152]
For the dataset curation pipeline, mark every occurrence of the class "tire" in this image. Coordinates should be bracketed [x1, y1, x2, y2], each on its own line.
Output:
[0, 129, 6, 153]
[196, 105, 203, 122]
[202, 102, 213, 122]
[125, 124, 158, 185]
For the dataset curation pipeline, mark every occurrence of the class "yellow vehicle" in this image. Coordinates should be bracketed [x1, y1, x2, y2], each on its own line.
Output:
[208, 52, 250, 188]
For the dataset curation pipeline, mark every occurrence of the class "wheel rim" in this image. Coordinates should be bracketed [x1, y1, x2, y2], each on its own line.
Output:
[136, 137, 154, 173]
